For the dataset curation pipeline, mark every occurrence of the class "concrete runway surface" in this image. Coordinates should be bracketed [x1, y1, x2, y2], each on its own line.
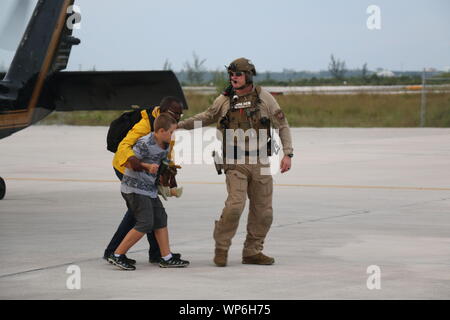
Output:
[0, 125, 449, 299]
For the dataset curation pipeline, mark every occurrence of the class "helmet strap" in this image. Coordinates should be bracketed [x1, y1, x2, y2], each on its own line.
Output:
[234, 82, 252, 91]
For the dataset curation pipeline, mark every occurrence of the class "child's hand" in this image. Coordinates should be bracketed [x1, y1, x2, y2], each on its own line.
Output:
[141, 163, 159, 174]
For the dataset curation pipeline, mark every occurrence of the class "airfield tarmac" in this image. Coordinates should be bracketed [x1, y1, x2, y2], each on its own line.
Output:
[0, 125, 449, 299]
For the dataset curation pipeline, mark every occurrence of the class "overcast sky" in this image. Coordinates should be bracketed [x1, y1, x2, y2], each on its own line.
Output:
[0, 0, 449, 72]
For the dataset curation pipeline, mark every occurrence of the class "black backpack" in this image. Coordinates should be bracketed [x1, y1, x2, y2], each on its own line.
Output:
[106, 107, 156, 153]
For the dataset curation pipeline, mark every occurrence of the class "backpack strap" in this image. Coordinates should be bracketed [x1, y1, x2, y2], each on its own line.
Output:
[145, 106, 157, 132]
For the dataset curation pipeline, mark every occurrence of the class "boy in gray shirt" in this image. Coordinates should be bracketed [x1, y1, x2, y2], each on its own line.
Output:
[108, 114, 189, 270]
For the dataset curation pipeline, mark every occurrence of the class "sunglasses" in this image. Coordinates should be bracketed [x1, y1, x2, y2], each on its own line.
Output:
[229, 71, 244, 77]
[168, 109, 183, 118]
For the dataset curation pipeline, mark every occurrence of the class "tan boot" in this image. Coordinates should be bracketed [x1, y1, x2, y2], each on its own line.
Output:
[214, 248, 228, 267]
[242, 252, 275, 265]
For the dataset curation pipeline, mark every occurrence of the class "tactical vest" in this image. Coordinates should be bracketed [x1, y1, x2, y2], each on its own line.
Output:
[218, 86, 272, 160]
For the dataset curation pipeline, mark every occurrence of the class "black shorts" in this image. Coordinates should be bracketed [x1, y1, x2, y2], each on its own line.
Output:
[121, 192, 168, 233]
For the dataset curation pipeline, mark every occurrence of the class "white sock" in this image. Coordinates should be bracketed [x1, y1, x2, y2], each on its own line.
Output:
[163, 253, 173, 261]
[114, 253, 121, 257]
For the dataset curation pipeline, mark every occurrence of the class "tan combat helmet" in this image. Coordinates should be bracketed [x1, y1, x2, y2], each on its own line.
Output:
[227, 58, 257, 84]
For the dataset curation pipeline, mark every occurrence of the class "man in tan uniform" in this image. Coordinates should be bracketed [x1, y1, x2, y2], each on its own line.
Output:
[177, 58, 293, 266]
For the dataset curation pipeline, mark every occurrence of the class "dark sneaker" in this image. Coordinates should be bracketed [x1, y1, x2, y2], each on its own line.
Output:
[159, 256, 189, 268]
[105, 252, 136, 265]
[108, 253, 136, 270]
[122, 255, 136, 265]
[150, 252, 181, 264]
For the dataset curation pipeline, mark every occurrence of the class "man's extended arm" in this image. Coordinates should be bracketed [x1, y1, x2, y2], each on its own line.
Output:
[177, 95, 226, 130]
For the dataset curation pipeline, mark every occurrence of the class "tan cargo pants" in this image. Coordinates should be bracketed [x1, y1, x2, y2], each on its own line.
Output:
[213, 161, 273, 257]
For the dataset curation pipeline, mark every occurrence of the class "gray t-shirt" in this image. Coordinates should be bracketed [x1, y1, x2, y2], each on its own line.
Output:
[121, 133, 169, 198]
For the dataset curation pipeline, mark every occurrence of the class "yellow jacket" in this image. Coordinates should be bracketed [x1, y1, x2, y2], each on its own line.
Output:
[113, 107, 164, 174]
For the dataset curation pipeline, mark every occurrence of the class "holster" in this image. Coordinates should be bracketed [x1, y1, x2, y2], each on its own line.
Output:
[212, 151, 224, 175]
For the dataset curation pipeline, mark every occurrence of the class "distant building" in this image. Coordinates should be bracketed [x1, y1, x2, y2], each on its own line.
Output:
[376, 69, 396, 77]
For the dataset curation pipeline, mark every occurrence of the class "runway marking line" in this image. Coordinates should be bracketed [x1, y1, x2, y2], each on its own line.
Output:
[4, 177, 450, 191]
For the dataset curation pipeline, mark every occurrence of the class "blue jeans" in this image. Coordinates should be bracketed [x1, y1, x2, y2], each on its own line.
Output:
[104, 169, 160, 260]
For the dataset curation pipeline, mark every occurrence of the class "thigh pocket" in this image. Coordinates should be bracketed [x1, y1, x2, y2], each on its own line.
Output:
[226, 170, 247, 193]
[255, 174, 273, 198]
